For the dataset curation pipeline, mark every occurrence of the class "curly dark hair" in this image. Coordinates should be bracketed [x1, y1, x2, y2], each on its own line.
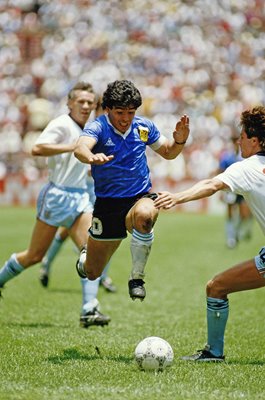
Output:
[240, 106, 265, 150]
[101, 80, 142, 110]
[68, 81, 94, 100]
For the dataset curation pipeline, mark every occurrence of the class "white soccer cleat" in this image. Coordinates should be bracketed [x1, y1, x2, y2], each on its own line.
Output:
[76, 248, 87, 279]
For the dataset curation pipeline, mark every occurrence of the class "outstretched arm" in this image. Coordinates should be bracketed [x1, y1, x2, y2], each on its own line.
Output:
[74, 136, 114, 165]
[31, 142, 76, 156]
[154, 178, 229, 209]
[155, 114, 190, 160]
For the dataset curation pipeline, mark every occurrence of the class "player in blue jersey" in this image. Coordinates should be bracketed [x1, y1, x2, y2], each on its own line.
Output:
[218, 135, 253, 248]
[74, 79, 190, 301]
[154, 106, 265, 361]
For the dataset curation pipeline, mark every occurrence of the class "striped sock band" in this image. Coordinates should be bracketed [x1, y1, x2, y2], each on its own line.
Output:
[132, 229, 154, 245]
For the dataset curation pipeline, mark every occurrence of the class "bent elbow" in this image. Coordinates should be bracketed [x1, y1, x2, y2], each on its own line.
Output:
[205, 179, 221, 196]
[74, 148, 82, 161]
[166, 154, 177, 160]
[160, 151, 176, 161]
[73, 148, 79, 159]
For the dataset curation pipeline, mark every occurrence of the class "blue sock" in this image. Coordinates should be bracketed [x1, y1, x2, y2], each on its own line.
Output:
[81, 277, 100, 312]
[101, 262, 111, 280]
[226, 219, 236, 241]
[207, 297, 229, 357]
[42, 233, 64, 273]
[0, 253, 24, 287]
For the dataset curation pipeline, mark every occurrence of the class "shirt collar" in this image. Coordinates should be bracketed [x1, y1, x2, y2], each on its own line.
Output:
[105, 115, 132, 138]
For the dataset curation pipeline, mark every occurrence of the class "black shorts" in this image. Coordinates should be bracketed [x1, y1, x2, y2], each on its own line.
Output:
[235, 194, 244, 204]
[89, 192, 158, 240]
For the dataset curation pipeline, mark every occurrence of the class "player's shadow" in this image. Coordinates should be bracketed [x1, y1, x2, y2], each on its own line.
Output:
[226, 359, 265, 366]
[47, 347, 132, 365]
[46, 288, 80, 294]
[5, 322, 70, 329]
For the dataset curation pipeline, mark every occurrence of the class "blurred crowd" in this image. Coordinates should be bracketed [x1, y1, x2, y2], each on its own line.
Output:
[0, 0, 264, 204]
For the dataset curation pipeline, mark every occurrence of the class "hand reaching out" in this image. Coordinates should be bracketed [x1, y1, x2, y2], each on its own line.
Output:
[87, 153, 114, 165]
[173, 115, 189, 144]
[154, 192, 177, 209]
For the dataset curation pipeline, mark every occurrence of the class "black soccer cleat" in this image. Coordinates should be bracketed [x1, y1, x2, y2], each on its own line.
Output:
[128, 279, 146, 301]
[100, 276, 117, 293]
[181, 346, 225, 362]
[39, 268, 49, 288]
[80, 308, 111, 328]
[76, 248, 87, 279]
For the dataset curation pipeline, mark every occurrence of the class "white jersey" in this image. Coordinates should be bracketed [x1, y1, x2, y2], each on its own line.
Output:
[216, 154, 265, 235]
[35, 114, 88, 189]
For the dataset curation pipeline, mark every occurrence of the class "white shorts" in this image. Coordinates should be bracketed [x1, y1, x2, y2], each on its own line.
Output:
[222, 191, 237, 205]
[37, 182, 93, 228]
[254, 246, 265, 278]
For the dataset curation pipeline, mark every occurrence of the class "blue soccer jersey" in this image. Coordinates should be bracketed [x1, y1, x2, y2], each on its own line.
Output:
[81, 114, 161, 197]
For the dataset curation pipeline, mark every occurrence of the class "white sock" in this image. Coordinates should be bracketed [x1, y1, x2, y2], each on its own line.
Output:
[0, 253, 24, 287]
[129, 229, 154, 280]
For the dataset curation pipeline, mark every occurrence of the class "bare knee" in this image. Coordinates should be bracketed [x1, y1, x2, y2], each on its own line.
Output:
[84, 261, 104, 280]
[206, 278, 215, 297]
[86, 270, 101, 280]
[206, 275, 227, 298]
[134, 205, 158, 233]
[141, 215, 153, 232]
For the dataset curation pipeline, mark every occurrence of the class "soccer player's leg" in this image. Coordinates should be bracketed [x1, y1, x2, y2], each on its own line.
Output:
[78, 239, 120, 327]
[237, 200, 253, 242]
[225, 218, 237, 248]
[39, 227, 69, 287]
[85, 237, 121, 280]
[77, 200, 124, 281]
[126, 196, 159, 301]
[69, 212, 113, 327]
[0, 219, 57, 293]
[80, 278, 111, 328]
[100, 261, 117, 293]
[225, 203, 237, 248]
[207, 258, 265, 356]
[182, 252, 265, 362]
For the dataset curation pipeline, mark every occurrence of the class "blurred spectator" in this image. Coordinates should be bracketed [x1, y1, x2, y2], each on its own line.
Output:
[0, 0, 264, 205]
[217, 134, 253, 248]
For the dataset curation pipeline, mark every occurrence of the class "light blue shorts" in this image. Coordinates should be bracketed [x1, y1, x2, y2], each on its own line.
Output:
[255, 246, 265, 278]
[37, 182, 93, 228]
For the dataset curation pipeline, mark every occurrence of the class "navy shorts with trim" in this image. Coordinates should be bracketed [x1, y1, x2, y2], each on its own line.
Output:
[255, 246, 265, 277]
[89, 192, 158, 240]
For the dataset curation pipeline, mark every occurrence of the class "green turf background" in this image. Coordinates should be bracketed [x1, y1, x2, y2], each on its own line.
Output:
[0, 207, 264, 399]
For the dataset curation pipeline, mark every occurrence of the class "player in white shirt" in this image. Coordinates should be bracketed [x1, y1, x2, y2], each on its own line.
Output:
[155, 105, 265, 361]
[0, 82, 110, 327]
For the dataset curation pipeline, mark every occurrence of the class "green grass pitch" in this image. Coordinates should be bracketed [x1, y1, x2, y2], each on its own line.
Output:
[0, 206, 264, 400]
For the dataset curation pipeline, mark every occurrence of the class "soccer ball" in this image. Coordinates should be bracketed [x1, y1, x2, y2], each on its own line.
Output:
[134, 336, 174, 372]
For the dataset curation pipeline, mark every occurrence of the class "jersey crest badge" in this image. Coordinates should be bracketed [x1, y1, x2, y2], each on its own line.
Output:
[138, 126, 149, 142]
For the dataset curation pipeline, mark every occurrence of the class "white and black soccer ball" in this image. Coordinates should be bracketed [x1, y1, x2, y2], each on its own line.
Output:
[135, 336, 174, 372]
